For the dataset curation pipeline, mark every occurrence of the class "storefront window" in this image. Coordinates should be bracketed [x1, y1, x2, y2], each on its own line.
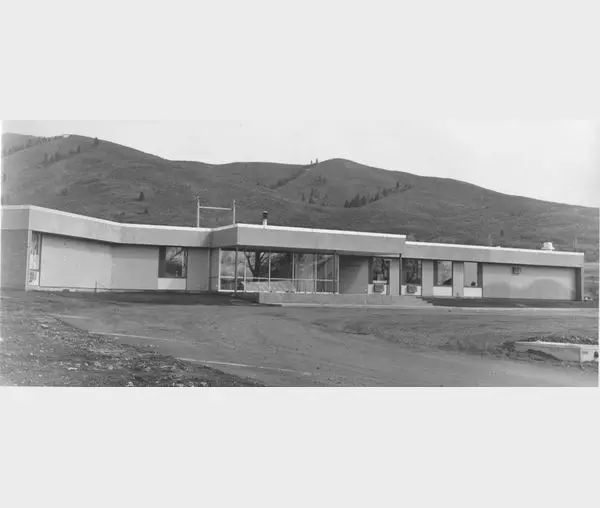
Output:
[158, 247, 187, 278]
[294, 253, 316, 293]
[402, 258, 422, 285]
[219, 249, 237, 290]
[244, 251, 269, 281]
[371, 257, 390, 283]
[316, 254, 336, 293]
[464, 262, 482, 287]
[269, 252, 294, 292]
[434, 260, 452, 286]
[219, 249, 336, 294]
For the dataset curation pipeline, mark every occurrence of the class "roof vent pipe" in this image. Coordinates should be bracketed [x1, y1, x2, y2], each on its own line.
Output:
[541, 242, 555, 251]
[262, 211, 268, 226]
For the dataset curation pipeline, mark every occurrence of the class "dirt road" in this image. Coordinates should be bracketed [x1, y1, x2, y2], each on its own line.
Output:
[38, 294, 597, 387]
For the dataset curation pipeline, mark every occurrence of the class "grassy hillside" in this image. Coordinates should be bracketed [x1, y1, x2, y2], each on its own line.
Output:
[1, 133, 598, 265]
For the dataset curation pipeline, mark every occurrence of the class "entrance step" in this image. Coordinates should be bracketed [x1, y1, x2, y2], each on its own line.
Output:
[257, 293, 434, 307]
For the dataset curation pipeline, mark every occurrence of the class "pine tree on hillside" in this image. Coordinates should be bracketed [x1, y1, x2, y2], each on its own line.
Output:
[396, 181, 400, 190]
[360, 195, 367, 207]
[138, 191, 145, 201]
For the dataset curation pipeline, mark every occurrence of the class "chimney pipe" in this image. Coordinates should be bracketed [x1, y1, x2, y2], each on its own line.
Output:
[541, 242, 555, 251]
[262, 211, 268, 226]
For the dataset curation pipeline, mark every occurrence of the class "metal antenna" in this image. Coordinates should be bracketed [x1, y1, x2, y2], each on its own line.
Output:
[194, 195, 236, 227]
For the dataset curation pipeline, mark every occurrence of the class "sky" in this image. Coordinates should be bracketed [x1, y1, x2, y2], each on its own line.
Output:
[3, 120, 599, 207]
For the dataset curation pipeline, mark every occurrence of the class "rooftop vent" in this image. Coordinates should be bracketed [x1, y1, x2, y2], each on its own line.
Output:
[541, 242, 555, 251]
[262, 211, 268, 226]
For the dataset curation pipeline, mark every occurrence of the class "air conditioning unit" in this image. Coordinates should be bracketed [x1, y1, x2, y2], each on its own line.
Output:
[512, 266, 521, 275]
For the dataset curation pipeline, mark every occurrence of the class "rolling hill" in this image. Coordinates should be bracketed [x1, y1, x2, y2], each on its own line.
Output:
[1, 133, 598, 265]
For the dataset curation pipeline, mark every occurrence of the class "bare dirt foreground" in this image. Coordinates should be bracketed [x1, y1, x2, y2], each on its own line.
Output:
[0, 293, 260, 386]
[0, 291, 598, 387]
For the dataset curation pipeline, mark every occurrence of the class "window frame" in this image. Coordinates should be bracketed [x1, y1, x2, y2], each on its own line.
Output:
[434, 260, 453, 287]
[401, 258, 422, 286]
[158, 246, 188, 279]
[463, 262, 483, 288]
[370, 257, 391, 284]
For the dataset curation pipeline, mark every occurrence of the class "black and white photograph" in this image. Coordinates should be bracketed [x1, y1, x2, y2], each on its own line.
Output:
[1, 120, 597, 387]
[1, 1, 598, 507]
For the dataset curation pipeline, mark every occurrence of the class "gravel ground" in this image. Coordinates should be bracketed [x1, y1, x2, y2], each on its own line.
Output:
[518, 335, 598, 345]
[0, 296, 262, 387]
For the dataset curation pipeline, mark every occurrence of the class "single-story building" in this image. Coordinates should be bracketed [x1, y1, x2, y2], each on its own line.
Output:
[0, 205, 585, 302]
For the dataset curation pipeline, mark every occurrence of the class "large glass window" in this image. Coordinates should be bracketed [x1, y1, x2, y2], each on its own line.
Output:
[244, 251, 269, 281]
[464, 262, 482, 287]
[294, 253, 316, 293]
[316, 254, 336, 293]
[402, 258, 422, 285]
[219, 249, 336, 293]
[158, 247, 187, 278]
[434, 260, 452, 286]
[219, 249, 237, 290]
[371, 257, 390, 283]
[269, 252, 294, 292]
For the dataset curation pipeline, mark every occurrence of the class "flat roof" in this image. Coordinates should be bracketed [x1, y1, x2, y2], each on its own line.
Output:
[0, 205, 584, 267]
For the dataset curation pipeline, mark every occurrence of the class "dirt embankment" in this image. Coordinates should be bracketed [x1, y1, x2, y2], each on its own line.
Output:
[0, 295, 261, 387]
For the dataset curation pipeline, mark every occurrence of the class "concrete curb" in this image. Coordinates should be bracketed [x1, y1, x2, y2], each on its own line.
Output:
[275, 303, 596, 312]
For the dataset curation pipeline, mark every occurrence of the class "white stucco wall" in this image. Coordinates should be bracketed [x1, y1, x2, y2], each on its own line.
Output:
[111, 245, 159, 290]
[482, 264, 577, 300]
[187, 248, 211, 291]
[40, 235, 112, 289]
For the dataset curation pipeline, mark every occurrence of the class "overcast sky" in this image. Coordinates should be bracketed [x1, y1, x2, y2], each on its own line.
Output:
[3, 120, 598, 207]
